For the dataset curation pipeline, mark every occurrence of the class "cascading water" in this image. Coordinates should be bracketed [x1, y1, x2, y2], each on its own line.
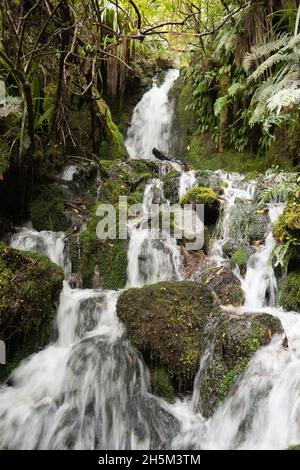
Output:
[125, 69, 179, 159]
[126, 179, 182, 288]
[1, 69, 300, 450]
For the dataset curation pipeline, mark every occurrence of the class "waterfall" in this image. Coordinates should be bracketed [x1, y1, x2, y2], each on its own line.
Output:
[178, 170, 196, 200]
[1, 68, 300, 450]
[126, 179, 182, 288]
[125, 69, 179, 159]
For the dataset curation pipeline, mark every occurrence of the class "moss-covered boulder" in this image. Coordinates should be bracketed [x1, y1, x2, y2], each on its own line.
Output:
[180, 187, 220, 225]
[162, 169, 180, 204]
[272, 189, 300, 272]
[117, 281, 221, 399]
[279, 271, 300, 312]
[196, 312, 284, 417]
[201, 267, 244, 306]
[30, 184, 69, 232]
[0, 247, 64, 381]
[228, 202, 269, 244]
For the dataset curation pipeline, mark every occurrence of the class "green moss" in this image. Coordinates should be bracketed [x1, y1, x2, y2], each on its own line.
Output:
[0, 247, 64, 381]
[218, 358, 248, 398]
[180, 187, 218, 207]
[279, 271, 300, 312]
[152, 368, 176, 402]
[180, 187, 220, 225]
[287, 444, 300, 450]
[198, 313, 283, 417]
[273, 190, 300, 244]
[30, 184, 69, 232]
[162, 170, 180, 204]
[97, 99, 128, 161]
[232, 248, 249, 268]
[117, 281, 221, 394]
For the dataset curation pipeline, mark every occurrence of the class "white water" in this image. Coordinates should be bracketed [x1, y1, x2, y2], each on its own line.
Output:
[1, 70, 300, 450]
[59, 165, 77, 181]
[178, 170, 196, 200]
[125, 69, 179, 160]
[126, 179, 181, 288]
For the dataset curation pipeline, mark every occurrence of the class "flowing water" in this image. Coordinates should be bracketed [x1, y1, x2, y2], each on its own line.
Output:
[1, 70, 299, 450]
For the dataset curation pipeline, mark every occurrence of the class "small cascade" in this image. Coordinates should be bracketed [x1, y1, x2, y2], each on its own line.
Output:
[178, 170, 196, 200]
[59, 165, 77, 181]
[209, 171, 257, 265]
[125, 69, 179, 160]
[243, 203, 285, 309]
[126, 180, 182, 288]
[10, 227, 70, 274]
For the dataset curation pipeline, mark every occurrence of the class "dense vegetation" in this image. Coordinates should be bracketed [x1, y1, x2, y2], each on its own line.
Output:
[0, 1, 300, 446]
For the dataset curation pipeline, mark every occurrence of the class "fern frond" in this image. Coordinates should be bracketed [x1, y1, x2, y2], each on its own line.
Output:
[243, 35, 290, 73]
[248, 52, 293, 82]
[214, 96, 229, 116]
[267, 87, 300, 114]
[228, 82, 245, 97]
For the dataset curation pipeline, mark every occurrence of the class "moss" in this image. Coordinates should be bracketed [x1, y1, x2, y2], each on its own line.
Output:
[197, 313, 283, 417]
[152, 368, 176, 402]
[202, 267, 244, 307]
[232, 248, 249, 269]
[287, 444, 300, 450]
[218, 358, 248, 398]
[0, 247, 64, 381]
[273, 190, 300, 245]
[97, 98, 128, 161]
[180, 187, 220, 225]
[162, 169, 180, 204]
[279, 271, 300, 312]
[117, 281, 221, 395]
[30, 184, 69, 232]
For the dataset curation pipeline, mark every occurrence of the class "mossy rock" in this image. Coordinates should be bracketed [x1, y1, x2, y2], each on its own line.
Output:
[96, 98, 128, 161]
[30, 184, 69, 232]
[0, 247, 64, 381]
[162, 169, 180, 204]
[228, 202, 269, 244]
[201, 267, 244, 306]
[273, 190, 300, 245]
[197, 312, 284, 417]
[180, 187, 220, 225]
[279, 271, 300, 312]
[117, 281, 221, 399]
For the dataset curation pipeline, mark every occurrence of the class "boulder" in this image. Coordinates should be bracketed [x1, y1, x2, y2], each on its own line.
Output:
[278, 271, 300, 312]
[201, 266, 244, 306]
[228, 202, 269, 244]
[180, 187, 220, 225]
[196, 312, 284, 417]
[162, 169, 180, 204]
[0, 247, 64, 381]
[117, 281, 221, 399]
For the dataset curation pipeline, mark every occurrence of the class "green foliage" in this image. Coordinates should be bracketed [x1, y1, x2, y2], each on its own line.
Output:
[180, 187, 218, 206]
[279, 271, 300, 312]
[30, 184, 69, 232]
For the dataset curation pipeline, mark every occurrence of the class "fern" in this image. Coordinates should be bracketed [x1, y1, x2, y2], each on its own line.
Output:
[259, 182, 298, 203]
[243, 34, 290, 72]
[267, 87, 300, 114]
[214, 96, 229, 116]
[228, 82, 245, 97]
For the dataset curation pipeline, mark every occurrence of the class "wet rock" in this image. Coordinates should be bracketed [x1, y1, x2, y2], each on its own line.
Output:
[278, 271, 300, 312]
[117, 281, 221, 398]
[196, 312, 284, 418]
[162, 169, 180, 204]
[30, 184, 69, 232]
[180, 247, 209, 280]
[201, 267, 244, 306]
[180, 187, 220, 225]
[64, 336, 179, 449]
[0, 247, 64, 381]
[228, 202, 269, 244]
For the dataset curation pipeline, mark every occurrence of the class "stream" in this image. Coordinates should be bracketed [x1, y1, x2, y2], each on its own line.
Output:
[0, 70, 299, 450]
